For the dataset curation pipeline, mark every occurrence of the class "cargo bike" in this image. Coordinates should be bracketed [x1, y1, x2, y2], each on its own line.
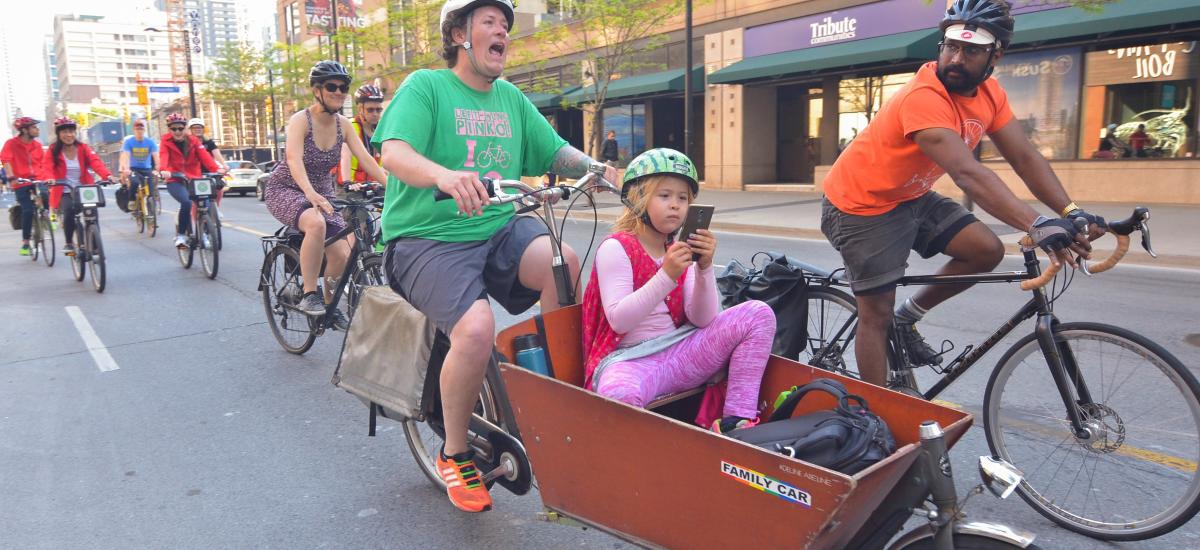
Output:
[333, 171, 1037, 549]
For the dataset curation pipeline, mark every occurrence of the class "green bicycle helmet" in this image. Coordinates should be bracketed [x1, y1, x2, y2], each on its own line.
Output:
[620, 148, 699, 204]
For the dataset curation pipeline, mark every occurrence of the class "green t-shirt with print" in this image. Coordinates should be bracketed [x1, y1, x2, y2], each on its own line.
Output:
[373, 69, 568, 242]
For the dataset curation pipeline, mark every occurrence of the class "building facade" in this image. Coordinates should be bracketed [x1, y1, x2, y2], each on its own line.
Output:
[50, 14, 184, 120]
[502, 0, 1200, 205]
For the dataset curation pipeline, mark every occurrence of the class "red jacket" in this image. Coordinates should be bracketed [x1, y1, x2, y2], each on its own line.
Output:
[160, 135, 219, 178]
[1, 137, 45, 186]
[39, 142, 111, 183]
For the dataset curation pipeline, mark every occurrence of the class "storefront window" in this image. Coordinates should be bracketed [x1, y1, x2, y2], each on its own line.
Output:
[1083, 41, 1198, 159]
[838, 72, 914, 149]
[982, 46, 1082, 160]
[602, 103, 646, 165]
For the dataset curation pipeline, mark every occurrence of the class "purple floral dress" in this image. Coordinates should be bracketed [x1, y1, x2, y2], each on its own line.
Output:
[265, 109, 346, 233]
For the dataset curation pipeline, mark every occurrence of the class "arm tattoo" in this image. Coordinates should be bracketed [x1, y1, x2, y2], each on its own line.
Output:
[549, 145, 595, 179]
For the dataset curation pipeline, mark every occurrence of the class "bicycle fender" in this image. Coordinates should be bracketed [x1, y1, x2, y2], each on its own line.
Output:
[888, 521, 1038, 549]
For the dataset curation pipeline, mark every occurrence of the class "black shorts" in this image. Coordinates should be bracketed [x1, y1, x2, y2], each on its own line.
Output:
[383, 215, 548, 333]
[821, 192, 977, 294]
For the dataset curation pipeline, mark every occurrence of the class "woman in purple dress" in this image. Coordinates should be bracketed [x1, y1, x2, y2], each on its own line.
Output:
[265, 60, 388, 325]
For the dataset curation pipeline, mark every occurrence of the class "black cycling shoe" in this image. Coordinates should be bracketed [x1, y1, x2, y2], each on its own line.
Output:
[894, 321, 943, 366]
[327, 309, 351, 331]
[295, 292, 327, 316]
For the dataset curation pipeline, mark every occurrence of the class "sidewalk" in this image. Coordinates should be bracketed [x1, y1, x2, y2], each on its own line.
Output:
[572, 187, 1200, 270]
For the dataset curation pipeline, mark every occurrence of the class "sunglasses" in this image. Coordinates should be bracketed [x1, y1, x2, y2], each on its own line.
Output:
[365, 107, 383, 114]
[322, 82, 350, 93]
[169, 126, 186, 131]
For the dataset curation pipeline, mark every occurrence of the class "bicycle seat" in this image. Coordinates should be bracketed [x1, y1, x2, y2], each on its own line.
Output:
[787, 259, 851, 286]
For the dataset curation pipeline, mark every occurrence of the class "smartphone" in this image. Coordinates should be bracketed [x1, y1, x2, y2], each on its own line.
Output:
[675, 204, 715, 261]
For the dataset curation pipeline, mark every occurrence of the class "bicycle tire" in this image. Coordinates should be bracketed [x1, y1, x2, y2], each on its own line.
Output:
[402, 361, 504, 491]
[983, 322, 1200, 541]
[210, 206, 223, 251]
[177, 221, 194, 269]
[136, 204, 145, 234]
[145, 193, 158, 238]
[199, 212, 219, 279]
[40, 215, 55, 267]
[261, 245, 316, 354]
[71, 224, 85, 281]
[87, 223, 105, 293]
[346, 255, 385, 319]
[30, 218, 40, 262]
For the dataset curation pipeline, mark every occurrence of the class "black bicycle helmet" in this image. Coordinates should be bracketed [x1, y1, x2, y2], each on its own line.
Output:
[309, 60, 352, 86]
[940, 0, 1015, 49]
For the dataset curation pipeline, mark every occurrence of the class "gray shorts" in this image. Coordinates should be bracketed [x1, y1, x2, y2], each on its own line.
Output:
[383, 215, 548, 333]
[821, 192, 977, 294]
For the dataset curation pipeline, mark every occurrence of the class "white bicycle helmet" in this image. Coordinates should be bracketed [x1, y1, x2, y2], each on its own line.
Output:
[188, 118, 205, 128]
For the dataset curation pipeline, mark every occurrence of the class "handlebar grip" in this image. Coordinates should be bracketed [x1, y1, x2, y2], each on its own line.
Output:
[433, 177, 496, 201]
[1083, 234, 1131, 274]
[1020, 260, 1060, 291]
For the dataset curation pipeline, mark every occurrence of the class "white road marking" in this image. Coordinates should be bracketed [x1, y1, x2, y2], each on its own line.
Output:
[64, 306, 119, 372]
[161, 209, 270, 237]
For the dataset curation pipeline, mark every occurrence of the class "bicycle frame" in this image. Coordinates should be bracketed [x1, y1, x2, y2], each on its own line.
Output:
[812, 247, 1101, 441]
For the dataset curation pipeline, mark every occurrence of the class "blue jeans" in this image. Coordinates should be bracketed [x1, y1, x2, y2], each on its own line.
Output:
[166, 181, 192, 235]
[15, 186, 34, 241]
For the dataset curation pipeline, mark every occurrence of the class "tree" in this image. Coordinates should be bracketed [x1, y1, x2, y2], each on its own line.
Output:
[531, 0, 687, 156]
[205, 42, 273, 149]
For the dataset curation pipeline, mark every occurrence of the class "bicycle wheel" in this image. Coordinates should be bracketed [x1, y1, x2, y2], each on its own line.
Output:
[345, 255, 385, 320]
[177, 221, 194, 269]
[70, 225, 85, 281]
[402, 360, 504, 491]
[40, 215, 55, 267]
[87, 223, 105, 293]
[136, 203, 145, 234]
[261, 245, 316, 354]
[146, 193, 158, 238]
[199, 212, 219, 279]
[797, 287, 862, 378]
[210, 206, 223, 251]
[30, 219, 40, 262]
[983, 322, 1200, 541]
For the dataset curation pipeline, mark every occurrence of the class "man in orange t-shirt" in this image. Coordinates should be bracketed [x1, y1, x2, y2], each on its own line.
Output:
[820, 0, 1105, 386]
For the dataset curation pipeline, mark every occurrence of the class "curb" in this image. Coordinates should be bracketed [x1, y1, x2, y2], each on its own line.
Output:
[565, 211, 1199, 270]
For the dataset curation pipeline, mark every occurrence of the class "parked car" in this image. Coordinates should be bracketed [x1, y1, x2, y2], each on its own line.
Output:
[256, 160, 279, 201]
[225, 160, 264, 196]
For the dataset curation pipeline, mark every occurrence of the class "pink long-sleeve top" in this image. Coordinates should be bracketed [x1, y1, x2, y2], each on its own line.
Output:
[595, 238, 721, 347]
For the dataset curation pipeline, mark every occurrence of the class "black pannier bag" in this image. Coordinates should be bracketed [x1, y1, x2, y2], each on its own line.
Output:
[730, 378, 896, 475]
[717, 252, 810, 359]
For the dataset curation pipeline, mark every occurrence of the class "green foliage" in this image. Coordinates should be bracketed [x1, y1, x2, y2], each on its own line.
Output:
[530, 0, 688, 154]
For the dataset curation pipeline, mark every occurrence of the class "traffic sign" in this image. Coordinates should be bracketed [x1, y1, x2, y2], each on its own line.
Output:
[149, 86, 181, 93]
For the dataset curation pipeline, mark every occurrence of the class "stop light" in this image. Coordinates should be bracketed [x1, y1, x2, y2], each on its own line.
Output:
[137, 86, 149, 105]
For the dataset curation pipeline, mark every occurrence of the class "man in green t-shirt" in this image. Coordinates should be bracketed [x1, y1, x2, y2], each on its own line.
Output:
[373, 0, 618, 514]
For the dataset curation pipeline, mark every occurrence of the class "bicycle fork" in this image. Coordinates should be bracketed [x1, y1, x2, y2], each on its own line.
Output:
[1034, 311, 1097, 441]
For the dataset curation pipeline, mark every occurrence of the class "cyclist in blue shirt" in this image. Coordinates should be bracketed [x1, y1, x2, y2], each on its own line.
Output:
[120, 119, 159, 211]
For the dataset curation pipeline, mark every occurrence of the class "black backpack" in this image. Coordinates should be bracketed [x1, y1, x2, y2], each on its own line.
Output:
[730, 378, 896, 474]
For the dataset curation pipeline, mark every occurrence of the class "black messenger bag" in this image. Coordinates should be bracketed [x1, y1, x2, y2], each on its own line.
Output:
[730, 378, 896, 474]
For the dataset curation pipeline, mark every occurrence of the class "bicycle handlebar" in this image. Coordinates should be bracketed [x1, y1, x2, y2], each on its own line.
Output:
[432, 171, 619, 206]
[1019, 207, 1153, 290]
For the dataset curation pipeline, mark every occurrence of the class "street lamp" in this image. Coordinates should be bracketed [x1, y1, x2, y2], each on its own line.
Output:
[267, 66, 280, 162]
[144, 27, 198, 118]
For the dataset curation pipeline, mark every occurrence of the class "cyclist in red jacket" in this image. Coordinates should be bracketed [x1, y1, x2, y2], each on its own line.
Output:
[1, 117, 44, 256]
[40, 117, 115, 256]
[158, 113, 223, 248]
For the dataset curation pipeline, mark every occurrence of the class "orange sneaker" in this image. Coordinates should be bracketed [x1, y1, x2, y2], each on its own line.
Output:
[437, 449, 493, 513]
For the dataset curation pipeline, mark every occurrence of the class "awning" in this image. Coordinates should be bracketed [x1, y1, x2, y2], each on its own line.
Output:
[524, 85, 581, 110]
[708, 29, 940, 85]
[563, 66, 704, 104]
[1012, 0, 1200, 47]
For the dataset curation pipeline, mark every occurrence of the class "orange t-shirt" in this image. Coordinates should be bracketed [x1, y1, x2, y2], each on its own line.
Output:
[824, 62, 1014, 216]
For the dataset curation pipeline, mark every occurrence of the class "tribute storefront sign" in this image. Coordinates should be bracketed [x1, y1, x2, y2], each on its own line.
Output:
[743, 0, 943, 58]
